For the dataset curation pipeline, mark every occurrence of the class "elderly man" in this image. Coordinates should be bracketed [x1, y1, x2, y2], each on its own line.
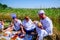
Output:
[38, 10, 53, 40]
[22, 16, 36, 40]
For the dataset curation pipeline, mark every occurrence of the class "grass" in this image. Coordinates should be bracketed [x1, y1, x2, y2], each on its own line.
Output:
[4, 22, 10, 28]
[0, 8, 60, 31]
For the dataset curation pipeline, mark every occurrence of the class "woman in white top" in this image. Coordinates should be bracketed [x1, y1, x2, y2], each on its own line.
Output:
[11, 13, 22, 31]
[22, 16, 36, 34]
[0, 20, 4, 32]
[22, 16, 36, 40]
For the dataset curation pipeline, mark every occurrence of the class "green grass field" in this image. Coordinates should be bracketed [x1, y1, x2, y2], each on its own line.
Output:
[0, 8, 60, 31]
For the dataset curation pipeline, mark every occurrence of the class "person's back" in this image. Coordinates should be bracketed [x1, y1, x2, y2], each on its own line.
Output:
[0, 21, 2, 29]
[0, 21, 4, 32]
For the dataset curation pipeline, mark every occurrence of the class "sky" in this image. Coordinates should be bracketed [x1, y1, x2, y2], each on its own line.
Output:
[0, 0, 60, 8]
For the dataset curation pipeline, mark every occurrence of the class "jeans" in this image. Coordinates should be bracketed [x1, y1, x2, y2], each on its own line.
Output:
[24, 34, 33, 40]
[24, 28, 36, 40]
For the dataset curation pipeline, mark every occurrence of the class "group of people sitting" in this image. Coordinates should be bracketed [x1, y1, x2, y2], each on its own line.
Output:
[0, 10, 53, 40]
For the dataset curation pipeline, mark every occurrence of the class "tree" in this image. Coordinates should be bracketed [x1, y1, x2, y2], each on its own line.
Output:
[0, 3, 8, 9]
[0, 3, 2, 6]
[2, 4, 7, 9]
[0, 3, 2, 8]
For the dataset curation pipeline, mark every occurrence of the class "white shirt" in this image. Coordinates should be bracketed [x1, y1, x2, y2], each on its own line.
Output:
[22, 19, 36, 30]
[36, 26, 47, 36]
[14, 19, 22, 31]
[0, 23, 4, 29]
[40, 17, 53, 35]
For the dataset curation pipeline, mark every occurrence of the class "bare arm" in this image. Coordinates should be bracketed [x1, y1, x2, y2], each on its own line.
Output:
[20, 25, 26, 34]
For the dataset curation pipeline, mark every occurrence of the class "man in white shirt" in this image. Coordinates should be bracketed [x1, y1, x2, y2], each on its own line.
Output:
[22, 16, 36, 40]
[38, 10, 53, 40]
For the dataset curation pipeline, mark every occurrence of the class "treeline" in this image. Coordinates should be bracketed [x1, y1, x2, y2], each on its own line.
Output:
[0, 3, 8, 9]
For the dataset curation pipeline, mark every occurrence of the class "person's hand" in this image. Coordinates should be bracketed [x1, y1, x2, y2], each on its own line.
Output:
[20, 25, 24, 29]
[36, 36, 39, 40]
[19, 34, 25, 38]
[17, 31, 21, 34]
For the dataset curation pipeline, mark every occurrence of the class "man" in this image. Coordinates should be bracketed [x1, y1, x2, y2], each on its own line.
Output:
[38, 10, 53, 40]
[22, 16, 36, 40]
[11, 13, 22, 31]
